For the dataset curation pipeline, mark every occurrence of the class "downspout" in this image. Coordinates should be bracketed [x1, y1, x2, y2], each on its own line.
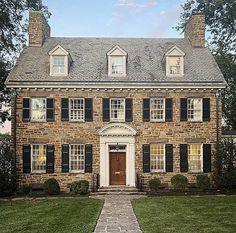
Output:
[215, 91, 220, 183]
[12, 91, 17, 189]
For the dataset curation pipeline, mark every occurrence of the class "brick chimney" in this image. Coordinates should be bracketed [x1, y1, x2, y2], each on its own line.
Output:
[29, 11, 50, 47]
[184, 12, 205, 48]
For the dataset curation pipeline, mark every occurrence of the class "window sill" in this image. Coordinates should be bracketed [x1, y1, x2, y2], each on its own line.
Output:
[30, 120, 47, 123]
[110, 119, 126, 123]
[150, 120, 166, 123]
[70, 171, 85, 174]
[30, 171, 46, 174]
[69, 120, 85, 123]
[150, 171, 166, 174]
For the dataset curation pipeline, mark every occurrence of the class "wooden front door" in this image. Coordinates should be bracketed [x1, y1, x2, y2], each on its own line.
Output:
[110, 152, 126, 185]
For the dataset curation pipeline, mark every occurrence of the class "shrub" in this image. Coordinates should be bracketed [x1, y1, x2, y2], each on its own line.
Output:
[21, 184, 31, 195]
[71, 180, 89, 194]
[171, 174, 188, 192]
[196, 175, 211, 191]
[43, 178, 60, 195]
[149, 178, 161, 192]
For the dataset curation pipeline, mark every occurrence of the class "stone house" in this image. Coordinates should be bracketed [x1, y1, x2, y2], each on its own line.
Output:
[5, 11, 226, 191]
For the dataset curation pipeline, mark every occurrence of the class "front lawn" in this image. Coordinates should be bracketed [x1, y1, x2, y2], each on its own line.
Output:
[0, 197, 103, 233]
[132, 196, 236, 233]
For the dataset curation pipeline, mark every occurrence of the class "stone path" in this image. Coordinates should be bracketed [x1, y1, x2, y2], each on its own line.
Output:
[93, 195, 143, 233]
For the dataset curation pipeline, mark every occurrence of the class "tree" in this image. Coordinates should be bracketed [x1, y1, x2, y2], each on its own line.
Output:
[0, 0, 51, 125]
[177, 0, 236, 129]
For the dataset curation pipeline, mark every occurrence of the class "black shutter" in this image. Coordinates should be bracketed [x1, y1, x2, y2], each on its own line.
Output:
[143, 99, 150, 122]
[103, 98, 110, 122]
[85, 144, 92, 173]
[23, 144, 31, 173]
[180, 98, 188, 121]
[165, 98, 173, 122]
[85, 98, 93, 121]
[203, 98, 210, 121]
[46, 98, 54, 121]
[61, 98, 69, 121]
[165, 144, 173, 172]
[143, 144, 150, 173]
[125, 98, 133, 122]
[203, 144, 211, 172]
[61, 144, 69, 172]
[23, 98, 30, 121]
[46, 144, 54, 173]
[180, 144, 188, 172]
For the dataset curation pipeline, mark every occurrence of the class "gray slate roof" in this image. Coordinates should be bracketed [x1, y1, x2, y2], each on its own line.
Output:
[6, 37, 226, 86]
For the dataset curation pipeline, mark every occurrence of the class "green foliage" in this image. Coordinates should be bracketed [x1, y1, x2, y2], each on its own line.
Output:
[216, 138, 236, 190]
[71, 180, 89, 194]
[0, 0, 51, 124]
[148, 178, 161, 192]
[0, 133, 16, 196]
[171, 174, 188, 192]
[196, 175, 211, 190]
[20, 184, 31, 195]
[43, 178, 60, 195]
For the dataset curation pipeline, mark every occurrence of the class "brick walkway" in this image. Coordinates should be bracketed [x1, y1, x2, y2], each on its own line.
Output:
[93, 195, 143, 233]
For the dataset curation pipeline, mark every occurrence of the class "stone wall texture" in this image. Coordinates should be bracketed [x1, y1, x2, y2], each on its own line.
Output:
[14, 90, 221, 192]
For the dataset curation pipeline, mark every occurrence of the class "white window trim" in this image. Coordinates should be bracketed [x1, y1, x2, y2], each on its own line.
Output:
[187, 98, 203, 122]
[31, 144, 46, 173]
[150, 144, 166, 173]
[188, 143, 203, 173]
[50, 55, 68, 76]
[69, 98, 85, 122]
[69, 144, 85, 173]
[30, 98, 47, 122]
[150, 98, 166, 122]
[108, 55, 126, 77]
[166, 56, 184, 77]
[110, 98, 126, 122]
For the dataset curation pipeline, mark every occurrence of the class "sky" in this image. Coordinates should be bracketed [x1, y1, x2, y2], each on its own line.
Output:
[0, 0, 186, 134]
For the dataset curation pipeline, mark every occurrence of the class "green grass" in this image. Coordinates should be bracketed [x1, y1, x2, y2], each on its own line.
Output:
[0, 197, 103, 233]
[132, 196, 236, 233]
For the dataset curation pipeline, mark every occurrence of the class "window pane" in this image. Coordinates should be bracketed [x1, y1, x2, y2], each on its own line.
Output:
[110, 99, 125, 121]
[111, 56, 124, 74]
[69, 99, 84, 120]
[32, 144, 46, 172]
[150, 99, 165, 121]
[52, 56, 65, 74]
[31, 98, 46, 121]
[169, 57, 181, 74]
[150, 144, 165, 171]
[187, 98, 202, 121]
[188, 144, 201, 171]
[70, 145, 85, 171]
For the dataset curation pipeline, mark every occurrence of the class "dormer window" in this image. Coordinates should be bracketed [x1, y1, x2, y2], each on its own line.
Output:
[165, 46, 185, 77]
[49, 45, 72, 76]
[107, 45, 127, 77]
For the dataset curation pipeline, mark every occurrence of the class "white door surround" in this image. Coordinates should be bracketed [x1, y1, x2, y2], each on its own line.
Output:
[98, 123, 137, 187]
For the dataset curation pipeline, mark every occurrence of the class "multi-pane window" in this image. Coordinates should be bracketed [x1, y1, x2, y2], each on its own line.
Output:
[110, 98, 125, 121]
[70, 144, 85, 172]
[188, 144, 202, 172]
[31, 144, 46, 172]
[111, 56, 124, 75]
[31, 98, 46, 121]
[150, 98, 165, 121]
[69, 98, 84, 121]
[188, 98, 202, 121]
[52, 56, 65, 74]
[150, 144, 165, 172]
[169, 57, 181, 75]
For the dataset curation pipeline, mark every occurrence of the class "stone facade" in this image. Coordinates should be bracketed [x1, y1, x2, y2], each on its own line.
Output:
[184, 12, 205, 48]
[29, 11, 50, 47]
[14, 90, 221, 191]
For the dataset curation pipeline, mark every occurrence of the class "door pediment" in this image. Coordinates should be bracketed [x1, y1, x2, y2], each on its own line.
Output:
[98, 123, 137, 137]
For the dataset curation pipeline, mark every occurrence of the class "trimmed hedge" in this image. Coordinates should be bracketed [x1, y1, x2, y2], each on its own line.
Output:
[149, 178, 161, 192]
[43, 178, 60, 195]
[71, 180, 89, 194]
[197, 174, 211, 191]
[171, 174, 188, 192]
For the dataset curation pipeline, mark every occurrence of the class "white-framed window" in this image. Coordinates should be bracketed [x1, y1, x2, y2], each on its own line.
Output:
[52, 55, 66, 75]
[69, 98, 84, 121]
[110, 56, 125, 75]
[150, 144, 165, 172]
[150, 98, 165, 121]
[188, 144, 202, 172]
[169, 57, 181, 75]
[31, 98, 46, 122]
[31, 144, 46, 173]
[188, 98, 202, 121]
[70, 144, 85, 172]
[110, 98, 125, 121]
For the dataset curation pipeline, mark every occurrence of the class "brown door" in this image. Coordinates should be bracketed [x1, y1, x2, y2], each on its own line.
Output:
[110, 152, 126, 185]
